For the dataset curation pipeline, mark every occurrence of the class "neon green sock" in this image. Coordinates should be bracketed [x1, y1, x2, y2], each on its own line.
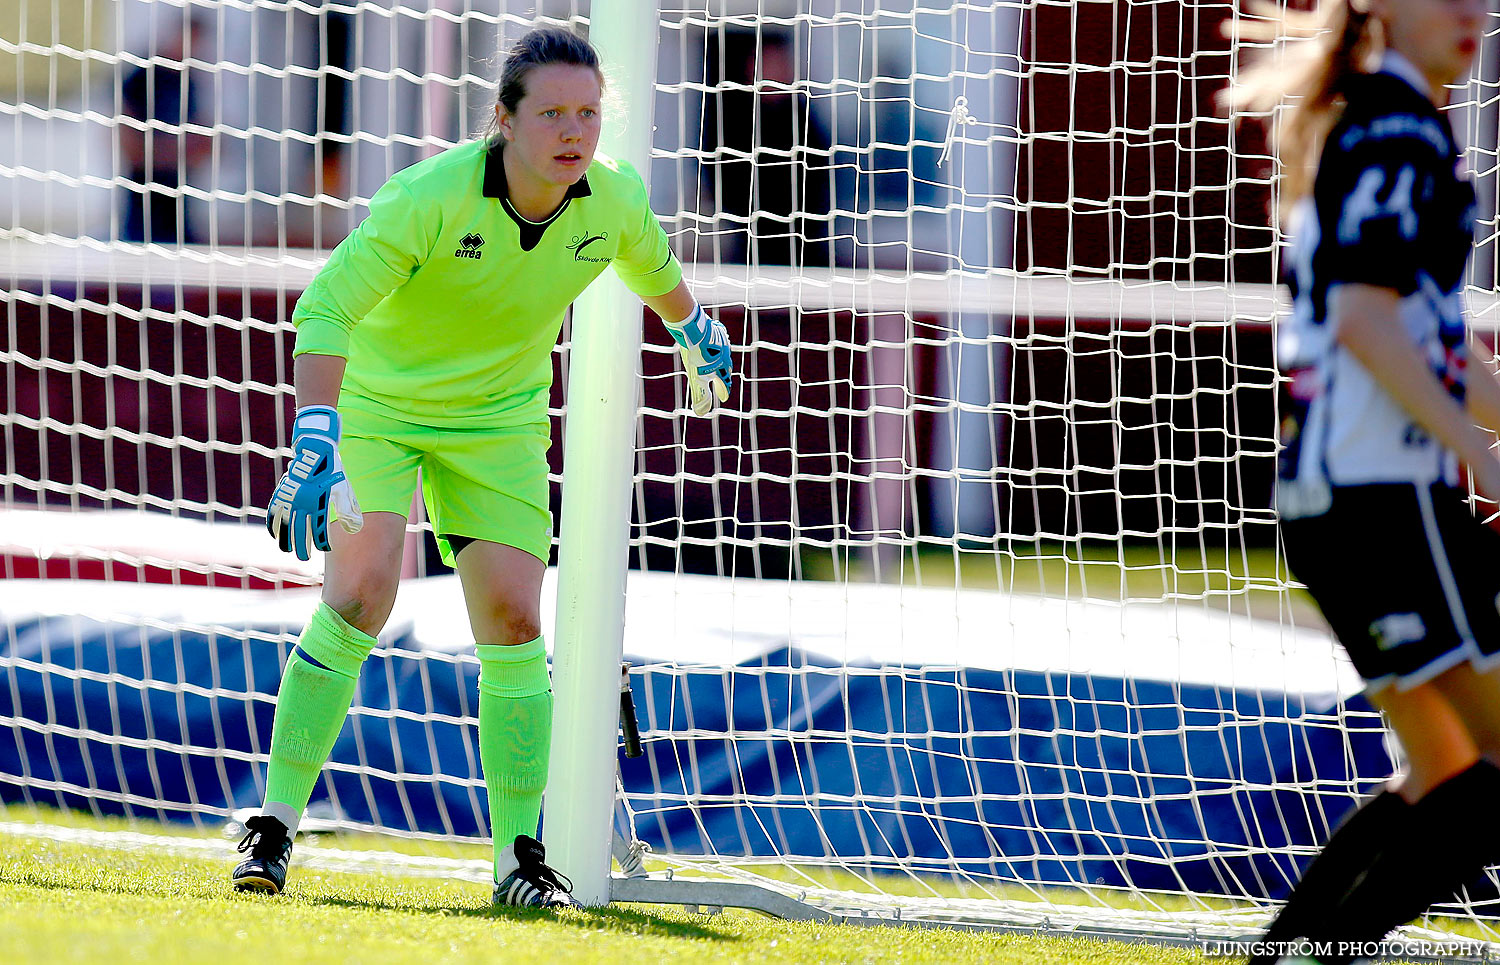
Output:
[477, 636, 553, 880]
[264, 602, 377, 821]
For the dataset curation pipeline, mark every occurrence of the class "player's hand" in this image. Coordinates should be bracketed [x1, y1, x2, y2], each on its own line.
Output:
[664, 305, 734, 416]
[266, 405, 363, 561]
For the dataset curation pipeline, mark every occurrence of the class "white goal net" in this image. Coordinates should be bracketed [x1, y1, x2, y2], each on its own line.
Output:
[5, 0, 1500, 943]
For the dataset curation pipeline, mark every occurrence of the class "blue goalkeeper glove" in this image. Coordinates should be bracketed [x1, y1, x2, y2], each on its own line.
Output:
[663, 305, 734, 416]
[266, 405, 363, 561]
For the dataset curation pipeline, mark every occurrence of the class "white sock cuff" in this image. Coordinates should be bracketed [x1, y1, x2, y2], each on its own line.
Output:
[493, 840, 518, 882]
[261, 801, 301, 836]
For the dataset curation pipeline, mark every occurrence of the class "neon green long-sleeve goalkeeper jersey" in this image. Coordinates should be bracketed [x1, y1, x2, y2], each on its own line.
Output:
[291, 139, 683, 426]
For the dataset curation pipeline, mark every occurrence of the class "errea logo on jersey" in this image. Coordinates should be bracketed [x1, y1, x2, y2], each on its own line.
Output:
[456, 233, 485, 260]
[567, 231, 610, 263]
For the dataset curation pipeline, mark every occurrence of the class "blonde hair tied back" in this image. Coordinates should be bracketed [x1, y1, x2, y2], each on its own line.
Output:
[1226, 0, 1384, 219]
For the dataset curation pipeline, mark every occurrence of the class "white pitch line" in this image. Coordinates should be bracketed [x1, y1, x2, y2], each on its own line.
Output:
[0, 821, 493, 883]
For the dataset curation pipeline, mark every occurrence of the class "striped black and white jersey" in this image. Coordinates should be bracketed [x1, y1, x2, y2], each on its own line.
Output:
[1276, 53, 1478, 519]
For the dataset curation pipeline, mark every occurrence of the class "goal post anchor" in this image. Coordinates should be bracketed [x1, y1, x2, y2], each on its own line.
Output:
[541, 0, 660, 907]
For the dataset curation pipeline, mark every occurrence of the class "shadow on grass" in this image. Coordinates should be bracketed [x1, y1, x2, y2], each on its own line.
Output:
[297, 892, 740, 941]
[4, 864, 743, 943]
[482, 902, 739, 940]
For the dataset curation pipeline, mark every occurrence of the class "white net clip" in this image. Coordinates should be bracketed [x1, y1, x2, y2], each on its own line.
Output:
[938, 95, 979, 168]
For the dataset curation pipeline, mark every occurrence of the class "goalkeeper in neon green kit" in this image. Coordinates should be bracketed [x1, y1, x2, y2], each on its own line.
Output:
[233, 26, 733, 909]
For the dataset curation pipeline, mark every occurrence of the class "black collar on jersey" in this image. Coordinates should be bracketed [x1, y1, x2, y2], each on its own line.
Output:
[483, 141, 592, 252]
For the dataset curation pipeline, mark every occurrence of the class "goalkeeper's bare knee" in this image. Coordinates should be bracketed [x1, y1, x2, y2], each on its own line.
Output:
[471, 610, 540, 648]
[322, 591, 396, 637]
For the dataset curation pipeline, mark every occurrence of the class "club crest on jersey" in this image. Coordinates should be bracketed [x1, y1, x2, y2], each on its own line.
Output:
[456, 232, 485, 260]
[567, 231, 610, 263]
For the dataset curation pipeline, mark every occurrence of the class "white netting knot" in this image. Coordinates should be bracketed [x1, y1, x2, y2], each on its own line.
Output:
[938, 95, 979, 168]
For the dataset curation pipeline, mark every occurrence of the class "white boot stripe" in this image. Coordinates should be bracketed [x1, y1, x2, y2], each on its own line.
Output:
[497, 868, 575, 908]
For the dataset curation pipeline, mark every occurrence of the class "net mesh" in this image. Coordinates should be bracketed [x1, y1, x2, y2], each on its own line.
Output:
[5, 0, 1500, 940]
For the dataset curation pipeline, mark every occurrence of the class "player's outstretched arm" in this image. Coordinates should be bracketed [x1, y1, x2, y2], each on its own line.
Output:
[644, 280, 735, 417]
[266, 353, 364, 561]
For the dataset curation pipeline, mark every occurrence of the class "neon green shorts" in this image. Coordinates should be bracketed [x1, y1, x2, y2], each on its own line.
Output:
[337, 399, 552, 566]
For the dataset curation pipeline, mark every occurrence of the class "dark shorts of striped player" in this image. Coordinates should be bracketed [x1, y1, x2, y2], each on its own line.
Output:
[1282, 482, 1500, 692]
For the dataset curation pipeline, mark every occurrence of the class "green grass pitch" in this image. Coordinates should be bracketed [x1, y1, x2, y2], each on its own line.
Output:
[0, 810, 1226, 965]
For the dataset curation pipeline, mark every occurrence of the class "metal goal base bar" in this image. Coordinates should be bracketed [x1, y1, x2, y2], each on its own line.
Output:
[608, 873, 1263, 946]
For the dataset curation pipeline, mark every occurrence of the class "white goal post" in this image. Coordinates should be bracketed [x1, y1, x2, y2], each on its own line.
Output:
[8, 0, 1500, 946]
[543, 0, 659, 908]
